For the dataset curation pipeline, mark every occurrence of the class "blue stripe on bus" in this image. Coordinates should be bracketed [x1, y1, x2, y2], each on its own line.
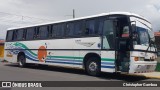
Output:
[25, 50, 37, 59]
[46, 61, 82, 65]
[25, 54, 115, 69]
[25, 55, 39, 62]
[101, 66, 115, 69]
[101, 62, 115, 65]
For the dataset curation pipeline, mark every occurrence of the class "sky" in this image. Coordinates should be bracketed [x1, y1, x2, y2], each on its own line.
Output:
[0, 0, 160, 39]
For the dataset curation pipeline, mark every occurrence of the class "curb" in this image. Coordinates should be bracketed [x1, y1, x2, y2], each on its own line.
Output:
[144, 75, 160, 79]
[123, 73, 160, 79]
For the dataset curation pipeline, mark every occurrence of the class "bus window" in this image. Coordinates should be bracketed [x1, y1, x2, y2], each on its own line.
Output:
[74, 21, 83, 36]
[103, 20, 115, 49]
[66, 22, 74, 37]
[52, 24, 65, 38]
[39, 26, 49, 39]
[52, 25, 58, 37]
[17, 29, 24, 41]
[26, 27, 35, 40]
[6, 31, 14, 41]
[85, 19, 96, 35]
[13, 30, 17, 41]
[97, 18, 104, 35]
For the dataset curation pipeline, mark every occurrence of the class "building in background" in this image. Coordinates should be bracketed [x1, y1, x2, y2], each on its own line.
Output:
[155, 32, 160, 71]
[0, 40, 4, 60]
[155, 32, 160, 51]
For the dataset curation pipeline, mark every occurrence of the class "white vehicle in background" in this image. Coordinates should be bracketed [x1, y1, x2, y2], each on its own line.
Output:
[4, 12, 157, 76]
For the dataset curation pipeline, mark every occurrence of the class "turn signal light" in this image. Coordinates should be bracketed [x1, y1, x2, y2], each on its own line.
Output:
[134, 57, 139, 61]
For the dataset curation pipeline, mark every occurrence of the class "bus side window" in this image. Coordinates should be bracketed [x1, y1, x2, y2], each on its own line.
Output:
[52, 24, 65, 38]
[6, 31, 14, 41]
[74, 21, 83, 36]
[66, 22, 74, 37]
[102, 20, 115, 49]
[39, 26, 49, 39]
[17, 29, 24, 41]
[58, 24, 65, 38]
[97, 17, 104, 35]
[52, 25, 57, 38]
[13, 30, 17, 41]
[26, 27, 35, 40]
[6, 31, 13, 41]
[85, 19, 96, 35]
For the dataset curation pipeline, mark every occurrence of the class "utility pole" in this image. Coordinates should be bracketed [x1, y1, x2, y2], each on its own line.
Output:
[65, 9, 76, 19]
[73, 9, 75, 19]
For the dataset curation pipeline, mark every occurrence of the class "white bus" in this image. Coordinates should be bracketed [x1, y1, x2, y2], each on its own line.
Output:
[4, 12, 157, 76]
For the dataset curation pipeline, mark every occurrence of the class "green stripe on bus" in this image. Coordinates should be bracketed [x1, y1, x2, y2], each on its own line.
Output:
[13, 42, 115, 62]
[14, 42, 37, 56]
[101, 58, 115, 62]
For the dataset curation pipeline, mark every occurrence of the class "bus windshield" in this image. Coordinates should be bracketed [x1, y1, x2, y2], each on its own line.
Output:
[148, 29, 155, 42]
[131, 18, 155, 46]
[137, 27, 149, 46]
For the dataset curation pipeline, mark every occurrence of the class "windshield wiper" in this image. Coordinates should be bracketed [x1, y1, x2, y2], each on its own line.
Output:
[146, 37, 156, 52]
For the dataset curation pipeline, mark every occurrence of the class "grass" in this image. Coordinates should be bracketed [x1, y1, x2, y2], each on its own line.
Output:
[156, 63, 160, 71]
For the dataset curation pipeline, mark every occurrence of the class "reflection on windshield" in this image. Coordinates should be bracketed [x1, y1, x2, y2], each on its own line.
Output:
[137, 27, 149, 45]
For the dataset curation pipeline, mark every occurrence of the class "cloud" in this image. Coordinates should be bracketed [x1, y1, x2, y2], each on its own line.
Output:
[0, 0, 160, 39]
[143, 0, 160, 31]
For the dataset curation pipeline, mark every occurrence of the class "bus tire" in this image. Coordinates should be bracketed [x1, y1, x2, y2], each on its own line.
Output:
[18, 54, 26, 68]
[85, 57, 101, 76]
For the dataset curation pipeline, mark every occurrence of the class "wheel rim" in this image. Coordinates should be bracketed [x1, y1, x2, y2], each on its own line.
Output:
[89, 62, 97, 72]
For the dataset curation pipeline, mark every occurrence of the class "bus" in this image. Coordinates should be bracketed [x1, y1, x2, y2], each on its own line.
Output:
[4, 12, 157, 76]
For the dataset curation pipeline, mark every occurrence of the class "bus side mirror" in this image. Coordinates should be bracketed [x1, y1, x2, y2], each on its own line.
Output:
[131, 24, 138, 41]
[131, 24, 136, 33]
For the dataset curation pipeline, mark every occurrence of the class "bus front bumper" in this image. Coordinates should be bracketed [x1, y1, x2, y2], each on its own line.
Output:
[129, 61, 157, 73]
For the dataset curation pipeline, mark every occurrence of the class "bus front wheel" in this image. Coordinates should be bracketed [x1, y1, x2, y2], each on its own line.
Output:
[18, 55, 26, 67]
[85, 57, 101, 76]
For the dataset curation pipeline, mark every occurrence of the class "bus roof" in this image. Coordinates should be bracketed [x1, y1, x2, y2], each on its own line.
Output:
[7, 12, 148, 30]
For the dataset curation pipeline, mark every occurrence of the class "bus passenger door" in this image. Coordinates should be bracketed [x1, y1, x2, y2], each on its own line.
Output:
[103, 17, 130, 73]
[114, 18, 130, 73]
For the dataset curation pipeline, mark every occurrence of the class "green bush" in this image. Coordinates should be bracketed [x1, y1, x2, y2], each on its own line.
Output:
[156, 63, 160, 71]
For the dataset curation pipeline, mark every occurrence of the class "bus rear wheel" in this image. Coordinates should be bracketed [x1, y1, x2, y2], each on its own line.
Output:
[85, 57, 101, 76]
[18, 55, 26, 67]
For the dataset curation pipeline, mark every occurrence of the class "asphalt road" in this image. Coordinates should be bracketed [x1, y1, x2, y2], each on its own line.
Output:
[0, 62, 160, 90]
[0, 62, 159, 81]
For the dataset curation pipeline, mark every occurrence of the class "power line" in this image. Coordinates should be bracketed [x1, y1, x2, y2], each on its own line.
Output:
[0, 11, 54, 22]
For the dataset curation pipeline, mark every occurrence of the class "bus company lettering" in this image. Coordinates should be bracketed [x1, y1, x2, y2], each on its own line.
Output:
[12, 82, 42, 87]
